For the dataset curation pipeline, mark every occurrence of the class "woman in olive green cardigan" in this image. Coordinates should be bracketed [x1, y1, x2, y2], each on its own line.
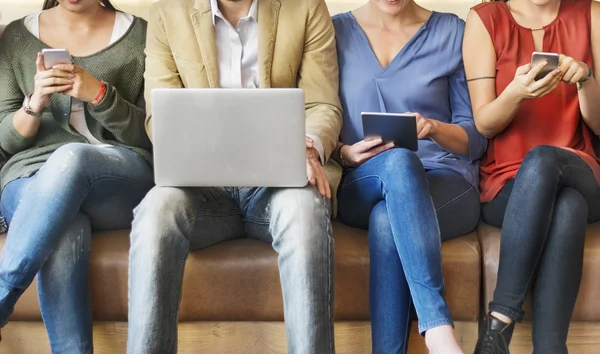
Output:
[0, 0, 153, 350]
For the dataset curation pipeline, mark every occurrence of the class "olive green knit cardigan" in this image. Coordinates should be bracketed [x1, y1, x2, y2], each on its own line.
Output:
[0, 16, 152, 192]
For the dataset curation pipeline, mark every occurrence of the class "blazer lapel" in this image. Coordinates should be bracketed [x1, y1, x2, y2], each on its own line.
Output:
[191, 0, 220, 87]
[257, 0, 281, 88]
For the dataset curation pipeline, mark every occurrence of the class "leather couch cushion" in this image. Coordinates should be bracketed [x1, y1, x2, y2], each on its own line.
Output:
[479, 222, 600, 321]
[2, 221, 481, 322]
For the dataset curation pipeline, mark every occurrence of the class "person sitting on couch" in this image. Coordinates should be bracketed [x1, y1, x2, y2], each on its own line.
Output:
[463, 0, 600, 353]
[126, 0, 341, 353]
[0, 0, 153, 350]
[331, 0, 487, 353]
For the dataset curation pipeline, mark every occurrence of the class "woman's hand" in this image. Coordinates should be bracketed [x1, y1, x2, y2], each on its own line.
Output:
[558, 55, 591, 84]
[409, 112, 438, 140]
[29, 53, 74, 113]
[52, 64, 102, 103]
[340, 138, 394, 167]
[505, 61, 563, 102]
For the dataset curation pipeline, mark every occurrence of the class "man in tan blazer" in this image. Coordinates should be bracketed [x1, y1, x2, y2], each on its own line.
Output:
[127, 0, 342, 353]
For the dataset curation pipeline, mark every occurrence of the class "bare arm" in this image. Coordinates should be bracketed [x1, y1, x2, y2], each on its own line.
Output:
[463, 10, 522, 139]
[432, 37, 488, 159]
[463, 10, 563, 139]
[430, 121, 470, 156]
[579, 1, 600, 134]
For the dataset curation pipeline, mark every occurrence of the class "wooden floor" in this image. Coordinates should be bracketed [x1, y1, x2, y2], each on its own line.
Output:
[2, 321, 599, 353]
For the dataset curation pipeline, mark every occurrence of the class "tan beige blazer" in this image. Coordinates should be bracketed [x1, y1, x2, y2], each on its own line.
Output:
[144, 0, 344, 212]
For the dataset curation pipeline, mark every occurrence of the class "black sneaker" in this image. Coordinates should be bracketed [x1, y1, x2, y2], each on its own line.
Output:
[474, 313, 515, 354]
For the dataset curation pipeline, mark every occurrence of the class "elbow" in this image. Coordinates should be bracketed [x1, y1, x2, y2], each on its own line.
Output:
[473, 120, 497, 140]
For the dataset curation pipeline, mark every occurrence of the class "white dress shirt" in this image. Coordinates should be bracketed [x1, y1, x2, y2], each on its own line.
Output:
[210, 0, 325, 163]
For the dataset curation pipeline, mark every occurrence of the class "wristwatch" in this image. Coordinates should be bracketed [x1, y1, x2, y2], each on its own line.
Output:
[23, 94, 43, 118]
[338, 145, 348, 168]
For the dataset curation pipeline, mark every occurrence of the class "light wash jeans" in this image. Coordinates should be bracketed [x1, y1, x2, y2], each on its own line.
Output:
[127, 185, 335, 354]
[0, 143, 153, 354]
[337, 149, 480, 354]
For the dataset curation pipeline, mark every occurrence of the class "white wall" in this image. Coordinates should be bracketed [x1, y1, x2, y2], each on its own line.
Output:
[0, 0, 478, 24]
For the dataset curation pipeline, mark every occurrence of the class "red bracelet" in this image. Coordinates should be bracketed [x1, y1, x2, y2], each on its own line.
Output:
[91, 81, 107, 105]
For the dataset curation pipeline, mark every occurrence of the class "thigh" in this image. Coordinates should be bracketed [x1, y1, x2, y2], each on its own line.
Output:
[426, 169, 481, 241]
[519, 146, 600, 222]
[481, 180, 515, 228]
[0, 175, 37, 224]
[238, 185, 331, 243]
[77, 146, 154, 230]
[336, 155, 413, 229]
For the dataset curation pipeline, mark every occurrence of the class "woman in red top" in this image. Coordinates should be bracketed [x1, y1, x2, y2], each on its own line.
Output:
[463, 0, 600, 353]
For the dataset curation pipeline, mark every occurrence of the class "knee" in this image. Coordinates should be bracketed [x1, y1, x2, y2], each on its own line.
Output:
[37, 143, 101, 186]
[368, 202, 396, 255]
[270, 186, 332, 251]
[381, 149, 422, 173]
[131, 187, 191, 247]
[45, 143, 100, 172]
[520, 146, 559, 175]
[374, 149, 424, 186]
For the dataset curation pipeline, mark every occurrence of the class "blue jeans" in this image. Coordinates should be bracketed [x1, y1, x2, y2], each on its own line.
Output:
[482, 146, 600, 353]
[0, 143, 153, 354]
[337, 149, 480, 354]
[127, 185, 334, 354]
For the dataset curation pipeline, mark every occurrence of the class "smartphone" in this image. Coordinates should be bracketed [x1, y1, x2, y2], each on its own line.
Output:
[531, 52, 559, 81]
[41, 49, 71, 69]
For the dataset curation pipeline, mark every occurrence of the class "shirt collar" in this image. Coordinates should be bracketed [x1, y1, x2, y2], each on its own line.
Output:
[210, 0, 258, 25]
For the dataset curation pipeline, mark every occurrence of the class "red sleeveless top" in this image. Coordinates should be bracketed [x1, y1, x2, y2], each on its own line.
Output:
[473, 0, 600, 202]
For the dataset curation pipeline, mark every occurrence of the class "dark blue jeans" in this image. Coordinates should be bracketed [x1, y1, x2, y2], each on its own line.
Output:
[337, 149, 480, 354]
[0, 143, 153, 354]
[482, 146, 600, 354]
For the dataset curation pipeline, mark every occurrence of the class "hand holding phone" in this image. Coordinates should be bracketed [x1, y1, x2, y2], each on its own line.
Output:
[506, 56, 562, 101]
[28, 52, 74, 113]
[557, 54, 591, 85]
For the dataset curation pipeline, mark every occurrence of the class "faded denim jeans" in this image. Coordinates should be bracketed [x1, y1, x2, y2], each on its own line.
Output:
[0, 143, 153, 354]
[338, 149, 480, 354]
[127, 185, 335, 354]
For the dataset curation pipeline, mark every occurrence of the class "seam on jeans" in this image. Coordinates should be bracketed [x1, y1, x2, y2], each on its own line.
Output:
[243, 215, 270, 225]
[339, 174, 383, 188]
[401, 293, 413, 344]
[435, 185, 476, 212]
[323, 194, 334, 353]
[418, 318, 454, 334]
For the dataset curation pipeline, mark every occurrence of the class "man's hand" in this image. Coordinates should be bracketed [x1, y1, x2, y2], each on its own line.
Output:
[306, 137, 331, 198]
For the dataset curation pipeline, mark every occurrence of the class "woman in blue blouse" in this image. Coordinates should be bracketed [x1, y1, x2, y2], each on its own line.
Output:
[332, 1, 487, 353]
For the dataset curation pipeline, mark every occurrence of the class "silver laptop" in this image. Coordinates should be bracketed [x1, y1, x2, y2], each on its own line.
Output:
[151, 88, 308, 187]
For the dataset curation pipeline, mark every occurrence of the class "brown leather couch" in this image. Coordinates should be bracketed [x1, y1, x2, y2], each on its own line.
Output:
[0, 222, 481, 353]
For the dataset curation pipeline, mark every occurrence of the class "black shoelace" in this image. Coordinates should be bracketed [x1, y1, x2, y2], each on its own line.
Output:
[479, 329, 510, 354]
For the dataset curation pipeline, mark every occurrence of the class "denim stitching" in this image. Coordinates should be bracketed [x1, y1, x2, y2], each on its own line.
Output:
[418, 318, 454, 334]
[435, 185, 476, 212]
